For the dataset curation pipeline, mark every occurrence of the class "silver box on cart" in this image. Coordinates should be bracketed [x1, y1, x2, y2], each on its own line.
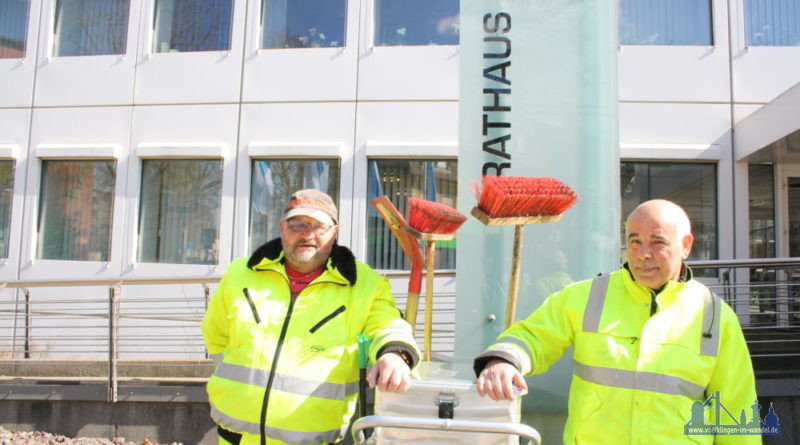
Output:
[355, 363, 537, 445]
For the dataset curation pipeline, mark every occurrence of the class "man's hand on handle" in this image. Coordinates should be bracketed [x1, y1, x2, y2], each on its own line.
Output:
[367, 352, 411, 393]
[476, 359, 528, 401]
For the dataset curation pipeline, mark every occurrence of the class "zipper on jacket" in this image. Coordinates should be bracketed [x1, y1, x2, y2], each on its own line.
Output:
[259, 295, 297, 445]
[242, 289, 261, 324]
[649, 290, 658, 316]
[309, 305, 346, 333]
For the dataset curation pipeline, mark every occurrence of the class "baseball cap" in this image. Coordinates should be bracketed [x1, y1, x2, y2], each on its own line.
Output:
[283, 189, 338, 226]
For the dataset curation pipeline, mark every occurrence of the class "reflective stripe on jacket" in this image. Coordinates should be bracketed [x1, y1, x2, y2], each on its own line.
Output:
[202, 239, 419, 445]
[476, 266, 760, 445]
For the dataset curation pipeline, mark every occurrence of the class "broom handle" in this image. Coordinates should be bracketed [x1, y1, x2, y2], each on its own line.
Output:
[423, 240, 436, 361]
[505, 224, 524, 329]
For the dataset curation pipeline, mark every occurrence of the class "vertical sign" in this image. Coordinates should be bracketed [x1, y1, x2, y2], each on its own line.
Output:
[456, 0, 619, 412]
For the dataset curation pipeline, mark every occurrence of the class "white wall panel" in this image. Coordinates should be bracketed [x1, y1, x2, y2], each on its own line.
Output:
[0, 0, 41, 107]
[0, 109, 31, 281]
[617, 0, 730, 103]
[240, 0, 359, 102]
[32, 0, 140, 106]
[123, 105, 239, 278]
[729, 0, 800, 104]
[132, 0, 247, 104]
[619, 102, 731, 145]
[235, 103, 357, 258]
[20, 107, 132, 281]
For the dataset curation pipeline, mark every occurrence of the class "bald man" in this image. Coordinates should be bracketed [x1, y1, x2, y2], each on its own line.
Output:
[474, 200, 760, 444]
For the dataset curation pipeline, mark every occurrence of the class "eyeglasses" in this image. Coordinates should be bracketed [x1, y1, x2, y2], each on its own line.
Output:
[286, 219, 333, 234]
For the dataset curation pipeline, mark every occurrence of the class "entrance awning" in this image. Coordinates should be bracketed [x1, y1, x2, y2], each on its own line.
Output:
[735, 81, 800, 163]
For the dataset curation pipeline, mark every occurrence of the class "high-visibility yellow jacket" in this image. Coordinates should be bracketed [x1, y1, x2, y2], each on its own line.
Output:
[202, 239, 419, 445]
[475, 265, 761, 445]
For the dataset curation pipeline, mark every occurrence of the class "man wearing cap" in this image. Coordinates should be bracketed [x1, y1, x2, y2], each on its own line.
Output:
[202, 189, 419, 445]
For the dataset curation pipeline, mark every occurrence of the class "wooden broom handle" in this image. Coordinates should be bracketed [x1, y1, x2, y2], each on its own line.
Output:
[505, 225, 524, 329]
[423, 241, 436, 361]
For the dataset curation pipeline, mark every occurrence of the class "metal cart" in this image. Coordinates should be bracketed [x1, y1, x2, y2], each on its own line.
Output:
[352, 363, 541, 445]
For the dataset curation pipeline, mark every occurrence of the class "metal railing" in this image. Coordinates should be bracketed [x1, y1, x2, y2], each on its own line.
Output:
[0, 276, 220, 402]
[687, 257, 800, 377]
[1, 258, 798, 402]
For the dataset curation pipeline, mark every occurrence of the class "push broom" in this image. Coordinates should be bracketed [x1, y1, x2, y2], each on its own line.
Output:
[406, 198, 467, 361]
[370, 196, 425, 330]
[472, 176, 577, 328]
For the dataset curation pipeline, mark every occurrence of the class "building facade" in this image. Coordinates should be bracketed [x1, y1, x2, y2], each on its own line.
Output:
[0, 0, 798, 366]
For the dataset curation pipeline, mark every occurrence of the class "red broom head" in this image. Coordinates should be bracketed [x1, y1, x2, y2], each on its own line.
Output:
[475, 176, 578, 218]
[407, 197, 467, 235]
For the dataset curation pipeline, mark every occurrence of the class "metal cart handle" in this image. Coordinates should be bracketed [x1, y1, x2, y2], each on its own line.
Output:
[351, 415, 542, 445]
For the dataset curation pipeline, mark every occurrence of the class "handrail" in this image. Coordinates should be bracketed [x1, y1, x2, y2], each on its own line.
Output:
[686, 257, 800, 268]
[0, 275, 223, 288]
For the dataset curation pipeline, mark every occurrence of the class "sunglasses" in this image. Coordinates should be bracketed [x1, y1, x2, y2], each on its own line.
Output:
[286, 219, 333, 234]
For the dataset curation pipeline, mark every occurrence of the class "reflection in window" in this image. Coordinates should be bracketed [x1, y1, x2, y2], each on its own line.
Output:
[375, 0, 459, 46]
[0, 161, 13, 258]
[367, 159, 458, 270]
[53, 0, 130, 57]
[745, 0, 800, 46]
[748, 164, 778, 326]
[620, 162, 717, 263]
[749, 164, 775, 259]
[249, 159, 340, 251]
[138, 159, 222, 265]
[261, 0, 345, 48]
[0, 0, 29, 58]
[37, 160, 115, 261]
[619, 0, 712, 45]
[152, 0, 233, 53]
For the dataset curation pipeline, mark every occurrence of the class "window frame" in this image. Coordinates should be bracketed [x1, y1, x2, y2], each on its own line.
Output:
[618, 0, 714, 46]
[247, 156, 342, 253]
[150, 0, 235, 54]
[0, 145, 21, 281]
[359, 141, 458, 272]
[123, 142, 234, 278]
[19, 144, 125, 280]
[234, 142, 349, 260]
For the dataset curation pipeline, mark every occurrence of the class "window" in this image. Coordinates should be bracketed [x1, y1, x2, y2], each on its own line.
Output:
[261, 0, 346, 49]
[619, 0, 712, 45]
[620, 162, 717, 263]
[749, 164, 776, 259]
[375, 0, 459, 46]
[0, 0, 29, 58]
[53, 0, 130, 57]
[367, 159, 458, 270]
[745, 0, 800, 46]
[748, 164, 778, 325]
[249, 159, 340, 251]
[138, 159, 222, 265]
[0, 161, 13, 258]
[37, 160, 115, 261]
[152, 0, 233, 53]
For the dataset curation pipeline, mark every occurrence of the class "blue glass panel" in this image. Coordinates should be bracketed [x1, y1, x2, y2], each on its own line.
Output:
[366, 159, 458, 270]
[152, 0, 233, 53]
[138, 160, 222, 265]
[620, 0, 712, 45]
[54, 0, 130, 56]
[249, 159, 340, 251]
[0, 0, 29, 58]
[262, 0, 346, 48]
[375, 0, 459, 46]
[745, 0, 800, 46]
[621, 162, 718, 262]
[38, 161, 116, 261]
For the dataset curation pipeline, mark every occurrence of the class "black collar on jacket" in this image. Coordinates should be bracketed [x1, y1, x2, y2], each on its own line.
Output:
[247, 238, 358, 286]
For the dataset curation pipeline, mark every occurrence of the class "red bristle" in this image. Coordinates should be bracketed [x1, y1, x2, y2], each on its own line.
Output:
[407, 198, 467, 235]
[475, 176, 577, 218]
